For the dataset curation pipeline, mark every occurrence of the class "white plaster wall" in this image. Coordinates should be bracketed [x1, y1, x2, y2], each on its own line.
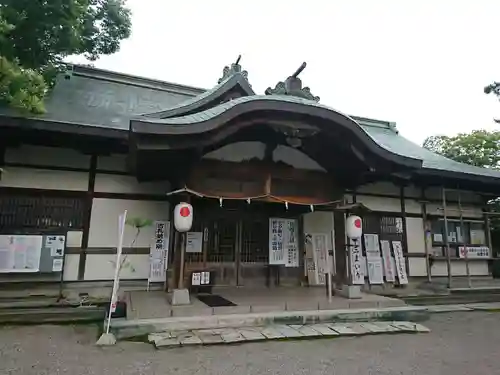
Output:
[85, 198, 170, 280]
[356, 195, 401, 212]
[0, 166, 88, 191]
[430, 260, 489, 276]
[84, 254, 150, 280]
[4, 145, 90, 169]
[425, 187, 483, 204]
[97, 154, 128, 172]
[202, 141, 326, 171]
[63, 254, 80, 281]
[409, 258, 427, 277]
[66, 231, 83, 248]
[273, 145, 325, 171]
[404, 199, 422, 214]
[426, 202, 483, 218]
[356, 182, 420, 199]
[88, 198, 170, 248]
[406, 217, 425, 254]
[409, 257, 490, 277]
[94, 173, 170, 194]
[357, 182, 400, 196]
[203, 141, 266, 162]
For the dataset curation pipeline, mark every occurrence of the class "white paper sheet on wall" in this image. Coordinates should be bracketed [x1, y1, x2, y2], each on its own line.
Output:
[0, 235, 42, 273]
[52, 258, 63, 272]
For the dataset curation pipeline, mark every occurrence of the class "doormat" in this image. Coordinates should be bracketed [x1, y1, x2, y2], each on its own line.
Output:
[197, 294, 237, 307]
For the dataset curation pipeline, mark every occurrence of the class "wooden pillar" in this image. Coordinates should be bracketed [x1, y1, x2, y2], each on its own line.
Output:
[442, 187, 452, 288]
[399, 185, 409, 282]
[420, 187, 432, 282]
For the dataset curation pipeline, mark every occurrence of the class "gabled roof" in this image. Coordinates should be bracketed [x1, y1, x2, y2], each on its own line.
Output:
[2, 63, 500, 186]
[141, 58, 255, 119]
[131, 94, 500, 182]
[0, 64, 202, 134]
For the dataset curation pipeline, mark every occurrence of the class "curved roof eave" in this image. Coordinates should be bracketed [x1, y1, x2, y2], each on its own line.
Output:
[361, 124, 500, 183]
[140, 73, 255, 119]
[130, 94, 424, 169]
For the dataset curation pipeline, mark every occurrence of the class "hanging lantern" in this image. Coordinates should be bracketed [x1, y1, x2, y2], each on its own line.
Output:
[174, 202, 193, 232]
[346, 215, 362, 239]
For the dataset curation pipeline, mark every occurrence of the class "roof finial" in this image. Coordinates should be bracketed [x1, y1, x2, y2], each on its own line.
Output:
[265, 61, 319, 102]
[292, 62, 306, 78]
[218, 54, 248, 84]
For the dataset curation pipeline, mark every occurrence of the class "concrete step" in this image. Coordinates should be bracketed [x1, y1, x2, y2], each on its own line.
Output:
[0, 306, 105, 324]
[148, 321, 431, 349]
[450, 286, 500, 295]
[110, 305, 430, 340]
[402, 293, 500, 306]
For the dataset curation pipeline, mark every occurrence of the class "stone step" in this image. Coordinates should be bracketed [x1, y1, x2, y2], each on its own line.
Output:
[148, 321, 431, 349]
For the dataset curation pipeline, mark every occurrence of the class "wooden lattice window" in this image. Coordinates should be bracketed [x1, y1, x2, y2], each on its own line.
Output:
[362, 215, 405, 251]
[0, 195, 85, 233]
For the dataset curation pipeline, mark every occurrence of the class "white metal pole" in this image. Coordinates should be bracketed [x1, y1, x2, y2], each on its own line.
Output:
[106, 210, 127, 335]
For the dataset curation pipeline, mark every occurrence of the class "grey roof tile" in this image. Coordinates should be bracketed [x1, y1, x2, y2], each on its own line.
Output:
[0, 69, 196, 130]
[135, 95, 500, 179]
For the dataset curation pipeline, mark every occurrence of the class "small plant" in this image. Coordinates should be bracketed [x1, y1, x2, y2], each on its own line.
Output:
[109, 217, 153, 276]
[126, 217, 154, 247]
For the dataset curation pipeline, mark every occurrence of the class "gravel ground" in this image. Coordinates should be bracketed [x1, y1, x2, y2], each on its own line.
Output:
[1, 312, 499, 375]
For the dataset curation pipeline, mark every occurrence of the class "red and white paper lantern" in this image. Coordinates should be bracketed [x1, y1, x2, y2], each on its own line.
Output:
[346, 215, 362, 239]
[174, 202, 193, 232]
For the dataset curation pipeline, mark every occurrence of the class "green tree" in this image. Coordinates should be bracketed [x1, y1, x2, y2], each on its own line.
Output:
[0, 0, 131, 113]
[423, 130, 500, 236]
[422, 130, 500, 169]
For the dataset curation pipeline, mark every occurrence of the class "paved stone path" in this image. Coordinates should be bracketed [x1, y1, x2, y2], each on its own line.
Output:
[1, 312, 499, 375]
[148, 321, 430, 348]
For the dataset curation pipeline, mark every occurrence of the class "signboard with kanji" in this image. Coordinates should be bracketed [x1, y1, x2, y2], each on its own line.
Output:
[269, 218, 299, 267]
[349, 238, 365, 285]
[392, 240, 408, 284]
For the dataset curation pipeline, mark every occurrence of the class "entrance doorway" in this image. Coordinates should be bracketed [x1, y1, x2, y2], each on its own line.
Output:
[184, 202, 302, 287]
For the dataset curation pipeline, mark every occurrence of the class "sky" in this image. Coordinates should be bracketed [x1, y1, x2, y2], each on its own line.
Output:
[70, 0, 500, 145]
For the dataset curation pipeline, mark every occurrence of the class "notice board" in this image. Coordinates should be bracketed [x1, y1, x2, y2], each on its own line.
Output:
[0, 234, 66, 274]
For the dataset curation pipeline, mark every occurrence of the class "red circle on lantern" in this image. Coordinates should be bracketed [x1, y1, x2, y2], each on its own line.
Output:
[180, 206, 191, 217]
[354, 218, 361, 228]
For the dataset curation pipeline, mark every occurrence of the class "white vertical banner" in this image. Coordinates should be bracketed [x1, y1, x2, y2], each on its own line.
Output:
[105, 210, 127, 335]
[364, 234, 384, 284]
[285, 219, 299, 268]
[392, 240, 408, 284]
[269, 218, 300, 267]
[380, 240, 396, 282]
[312, 233, 329, 284]
[349, 238, 365, 285]
[148, 221, 170, 288]
[269, 218, 285, 265]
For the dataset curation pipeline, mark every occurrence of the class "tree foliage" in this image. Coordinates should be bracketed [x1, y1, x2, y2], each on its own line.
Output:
[422, 130, 500, 169]
[0, 0, 131, 113]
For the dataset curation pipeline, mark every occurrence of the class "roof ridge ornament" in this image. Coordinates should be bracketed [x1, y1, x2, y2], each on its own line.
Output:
[218, 55, 249, 84]
[265, 62, 320, 102]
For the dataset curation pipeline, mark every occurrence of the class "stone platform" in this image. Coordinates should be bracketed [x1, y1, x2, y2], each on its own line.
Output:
[148, 321, 431, 349]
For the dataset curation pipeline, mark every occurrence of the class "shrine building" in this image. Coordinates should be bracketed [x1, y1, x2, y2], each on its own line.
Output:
[0, 58, 499, 291]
